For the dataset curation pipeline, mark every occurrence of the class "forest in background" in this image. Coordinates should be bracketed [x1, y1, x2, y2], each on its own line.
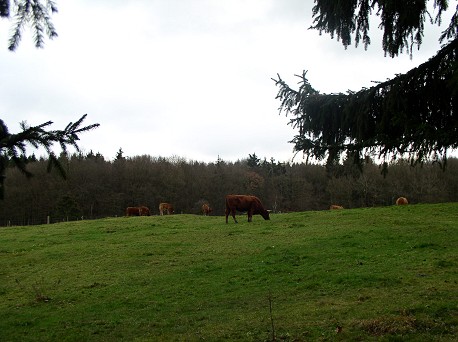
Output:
[1, 151, 457, 226]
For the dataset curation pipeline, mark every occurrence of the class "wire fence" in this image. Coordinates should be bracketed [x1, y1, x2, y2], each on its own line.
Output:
[0, 214, 119, 228]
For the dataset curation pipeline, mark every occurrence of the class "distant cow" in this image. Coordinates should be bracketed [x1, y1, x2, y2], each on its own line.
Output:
[396, 197, 409, 205]
[126, 206, 151, 216]
[138, 206, 151, 216]
[159, 202, 174, 215]
[126, 207, 140, 216]
[202, 203, 212, 216]
[330, 205, 344, 210]
[225, 195, 270, 223]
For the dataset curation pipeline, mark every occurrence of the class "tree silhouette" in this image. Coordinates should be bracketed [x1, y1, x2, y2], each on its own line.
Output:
[247, 153, 261, 168]
[0, 115, 99, 199]
[310, 0, 456, 58]
[115, 148, 125, 161]
[274, 0, 458, 170]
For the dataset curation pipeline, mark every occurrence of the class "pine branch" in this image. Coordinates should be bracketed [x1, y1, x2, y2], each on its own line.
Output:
[439, 4, 458, 43]
[7, 0, 58, 51]
[0, 115, 99, 199]
[274, 38, 458, 169]
[311, 0, 456, 57]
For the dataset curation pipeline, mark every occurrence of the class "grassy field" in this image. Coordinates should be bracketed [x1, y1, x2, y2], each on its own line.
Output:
[0, 203, 457, 341]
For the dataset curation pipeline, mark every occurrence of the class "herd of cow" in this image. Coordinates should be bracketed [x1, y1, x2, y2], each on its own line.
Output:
[126, 202, 175, 217]
[125, 195, 409, 223]
[125, 195, 270, 223]
[329, 196, 408, 210]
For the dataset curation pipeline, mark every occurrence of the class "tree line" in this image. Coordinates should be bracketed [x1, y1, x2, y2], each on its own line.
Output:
[1, 150, 457, 226]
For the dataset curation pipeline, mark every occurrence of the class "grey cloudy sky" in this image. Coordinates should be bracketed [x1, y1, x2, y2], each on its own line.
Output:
[0, 1, 453, 163]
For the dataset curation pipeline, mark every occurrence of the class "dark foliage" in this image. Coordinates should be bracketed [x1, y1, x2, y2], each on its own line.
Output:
[275, 0, 458, 171]
[273, 38, 458, 170]
[1, 153, 457, 226]
[0, 115, 99, 199]
[311, 0, 456, 57]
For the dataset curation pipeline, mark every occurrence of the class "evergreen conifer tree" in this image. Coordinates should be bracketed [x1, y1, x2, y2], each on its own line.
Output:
[274, 0, 458, 171]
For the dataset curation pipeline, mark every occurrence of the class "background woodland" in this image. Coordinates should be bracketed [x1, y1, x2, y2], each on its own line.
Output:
[1, 151, 457, 226]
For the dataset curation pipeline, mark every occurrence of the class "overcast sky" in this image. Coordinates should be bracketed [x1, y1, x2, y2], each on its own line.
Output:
[0, 1, 454, 163]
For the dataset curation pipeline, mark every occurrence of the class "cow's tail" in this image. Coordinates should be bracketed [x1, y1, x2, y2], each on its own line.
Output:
[225, 196, 229, 212]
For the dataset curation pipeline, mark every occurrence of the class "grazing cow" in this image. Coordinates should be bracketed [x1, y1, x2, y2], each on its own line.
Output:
[126, 206, 140, 216]
[159, 202, 174, 215]
[330, 205, 344, 210]
[138, 206, 151, 216]
[202, 203, 213, 216]
[225, 194, 270, 223]
[396, 197, 409, 205]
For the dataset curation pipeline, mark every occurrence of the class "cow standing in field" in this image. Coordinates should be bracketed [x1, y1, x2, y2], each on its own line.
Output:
[396, 197, 409, 205]
[330, 205, 344, 210]
[126, 207, 140, 216]
[225, 195, 270, 223]
[138, 206, 151, 216]
[159, 202, 174, 215]
[126, 206, 151, 216]
[202, 203, 212, 216]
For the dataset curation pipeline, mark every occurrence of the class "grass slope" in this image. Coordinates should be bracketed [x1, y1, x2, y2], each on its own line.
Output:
[0, 203, 457, 341]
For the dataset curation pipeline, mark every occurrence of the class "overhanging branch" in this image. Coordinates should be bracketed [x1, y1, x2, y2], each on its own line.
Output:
[274, 38, 458, 168]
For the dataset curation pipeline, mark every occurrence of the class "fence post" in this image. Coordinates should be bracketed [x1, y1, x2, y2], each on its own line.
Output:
[47, 216, 50, 224]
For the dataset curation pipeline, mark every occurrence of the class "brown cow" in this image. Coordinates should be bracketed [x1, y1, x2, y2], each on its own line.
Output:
[202, 203, 212, 216]
[396, 197, 409, 205]
[138, 206, 151, 216]
[330, 205, 344, 210]
[159, 202, 174, 215]
[225, 195, 270, 223]
[126, 206, 140, 216]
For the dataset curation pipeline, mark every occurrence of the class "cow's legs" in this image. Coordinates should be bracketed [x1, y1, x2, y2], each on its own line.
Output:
[231, 209, 238, 223]
[248, 210, 253, 222]
[225, 208, 238, 223]
[225, 209, 229, 223]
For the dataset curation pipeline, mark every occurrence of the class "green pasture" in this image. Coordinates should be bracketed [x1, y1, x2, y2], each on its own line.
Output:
[0, 203, 457, 341]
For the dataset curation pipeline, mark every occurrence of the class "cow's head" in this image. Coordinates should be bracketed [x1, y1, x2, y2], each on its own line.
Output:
[261, 209, 270, 220]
